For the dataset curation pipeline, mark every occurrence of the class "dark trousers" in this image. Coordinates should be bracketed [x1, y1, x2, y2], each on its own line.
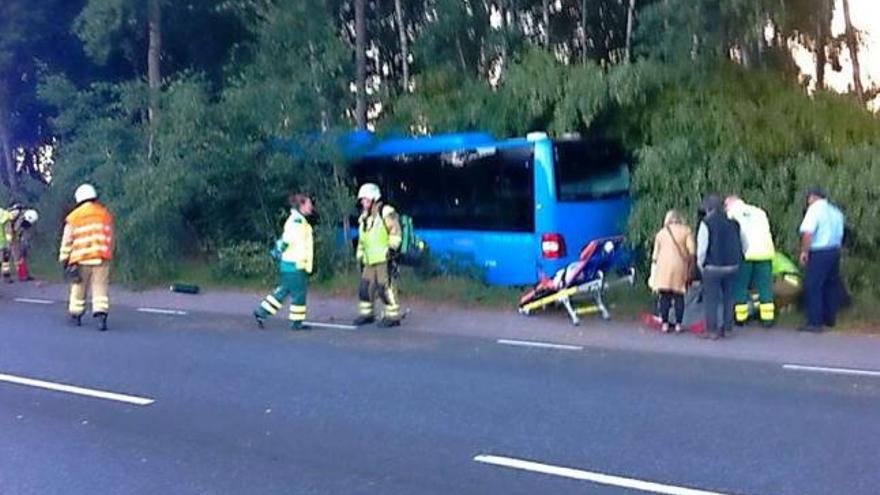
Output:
[658, 291, 684, 325]
[703, 268, 737, 334]
[804, 248, 841, 327]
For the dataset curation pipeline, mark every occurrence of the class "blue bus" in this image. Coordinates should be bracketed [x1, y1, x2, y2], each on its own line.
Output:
[348, 131, 631, 286]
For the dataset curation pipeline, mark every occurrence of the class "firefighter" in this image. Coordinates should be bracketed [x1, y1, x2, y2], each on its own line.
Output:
[725, 195, 776, 326]
[353, 183, 403, 327]
[59, 184, 114, 331]
[0, 206, 11, 282]
[253, 193, 315, 331]
[9, 207, 38, 281]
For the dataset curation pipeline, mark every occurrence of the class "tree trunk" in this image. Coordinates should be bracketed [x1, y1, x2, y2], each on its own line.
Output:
[394, 0, 409, 93]
[0, 111, 17, 195]
[753, 0, 764, 67]
[815, 7, 827, 91]
[147, 0, 162, 160]
[841, 0, 864, 101]
[542, 0, 550, 48]
[624, 0, 636, 63]
[355, 0, 367, 129]
[580, 0, 587, 64]
[308, 41, 330, 132]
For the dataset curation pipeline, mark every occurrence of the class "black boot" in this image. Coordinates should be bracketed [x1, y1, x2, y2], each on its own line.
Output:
[377, 318, 401, 328]
[253, 310, 266, 329]
[95, 312, 108, 331]
[70, 313, 83, 327]
[353, 315, 375, 326]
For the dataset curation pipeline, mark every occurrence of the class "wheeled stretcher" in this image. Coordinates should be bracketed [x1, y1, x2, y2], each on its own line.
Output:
[518, 236, 635, 325]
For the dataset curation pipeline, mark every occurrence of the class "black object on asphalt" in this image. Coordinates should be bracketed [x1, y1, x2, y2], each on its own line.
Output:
[170, 284, 200, 294]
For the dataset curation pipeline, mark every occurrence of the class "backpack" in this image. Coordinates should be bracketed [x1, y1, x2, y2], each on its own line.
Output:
[396, 213, 427, 266]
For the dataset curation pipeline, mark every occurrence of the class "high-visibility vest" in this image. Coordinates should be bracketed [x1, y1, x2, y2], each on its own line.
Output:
[280, 209, 313, 274]
[358, 205, 396, 266]
[727, 200, 774, 261]
[59, 201, 113, 265]
[0, 210, 9, 249]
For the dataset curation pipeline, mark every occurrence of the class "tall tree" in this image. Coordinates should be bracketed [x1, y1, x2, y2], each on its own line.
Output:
[813, 0, 832, 90]
[840, 0, 864, 101]
[355, 0, 367, 128]
[147, 0, 162, 159]
[624, 0, 637, 62]
[542, 0, 550, 48]
[0, 0, 82, 194]
[394, 0, 410, 92]
[71, 0, 246, 163]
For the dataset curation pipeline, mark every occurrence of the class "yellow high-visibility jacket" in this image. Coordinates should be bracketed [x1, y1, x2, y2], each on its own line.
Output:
[727, 200, 774, 261]
[280, 209, 313, 274]
[356, 203, 401, 266]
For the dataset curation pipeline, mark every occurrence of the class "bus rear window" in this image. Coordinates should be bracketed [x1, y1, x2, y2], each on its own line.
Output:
[554, 140, 630, 202]
[351, 146, 534, 232]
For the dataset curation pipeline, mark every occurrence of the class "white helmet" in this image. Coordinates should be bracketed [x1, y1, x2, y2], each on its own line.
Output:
[357, 183, 381, 201]
[75, 183, 98, 204]
[23, 209, 38, 224]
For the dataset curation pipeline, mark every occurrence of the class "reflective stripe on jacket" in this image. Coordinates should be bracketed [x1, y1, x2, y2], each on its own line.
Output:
[280, 209, 313, 274]
[727, 200, 774, 261]
[59, 201, 113, 264]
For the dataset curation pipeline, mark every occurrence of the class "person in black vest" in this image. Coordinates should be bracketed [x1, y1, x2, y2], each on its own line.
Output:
[696, 194, 743, 340]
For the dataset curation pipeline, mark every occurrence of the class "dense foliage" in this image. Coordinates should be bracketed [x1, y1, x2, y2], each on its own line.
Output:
[1, 0, 877, 306]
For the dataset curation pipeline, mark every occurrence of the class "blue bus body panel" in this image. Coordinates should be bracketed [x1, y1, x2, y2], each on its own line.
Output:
[417, 230, 537, 286]
[537, 197, 632, 278]
[341, 131, 631, 286]
[363, 133, 496, 157]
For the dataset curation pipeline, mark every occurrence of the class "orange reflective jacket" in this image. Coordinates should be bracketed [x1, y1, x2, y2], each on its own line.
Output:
[59, 202, 113, 264]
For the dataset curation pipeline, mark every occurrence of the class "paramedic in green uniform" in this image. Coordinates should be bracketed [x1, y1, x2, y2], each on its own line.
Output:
[254, 193, 314, 331]
[725, 195, 776, 326]
[353, 183, 403, 328]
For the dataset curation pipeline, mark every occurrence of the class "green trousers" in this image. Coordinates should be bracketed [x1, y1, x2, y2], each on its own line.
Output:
[733, 260, 774, 324]
[255, 269, 308, 325]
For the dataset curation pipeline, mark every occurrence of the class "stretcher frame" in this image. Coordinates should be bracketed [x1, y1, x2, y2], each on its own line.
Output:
[518, 268, 636, 325]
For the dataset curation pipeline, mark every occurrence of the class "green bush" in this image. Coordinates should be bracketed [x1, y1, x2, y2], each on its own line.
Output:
[213, 241, 274, 283]
[627, 66, 880, 302]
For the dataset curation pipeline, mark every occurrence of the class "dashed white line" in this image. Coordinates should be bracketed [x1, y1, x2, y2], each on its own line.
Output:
[304, 321, 357, 331]
[496, 339, 583, 351]
[474, 454, 734, 495]
[137, 307, 188, 316]
[14, 298, 55, 305]
[783, 364, 880, 377]
[0, 372, 154, 406]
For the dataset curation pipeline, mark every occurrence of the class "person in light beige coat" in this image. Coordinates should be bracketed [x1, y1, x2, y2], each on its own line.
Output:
[649, 210, 696, 333]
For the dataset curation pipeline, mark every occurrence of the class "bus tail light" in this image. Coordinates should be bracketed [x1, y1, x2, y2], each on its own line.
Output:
[541, 233, 566, 259]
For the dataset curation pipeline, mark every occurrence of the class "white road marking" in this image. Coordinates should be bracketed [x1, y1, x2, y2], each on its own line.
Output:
[496, 339, 583, 351]
[304, 321, 357, 331]
[137, 307, 188, 316]
[14, 298, 55, 305]
[783, 364, 880, 378]
[474, 455, 734, 495]
[0, 372, 154, 406]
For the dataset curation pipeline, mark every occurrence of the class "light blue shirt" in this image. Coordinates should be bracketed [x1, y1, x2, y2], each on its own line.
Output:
[799, 199, 844, 250]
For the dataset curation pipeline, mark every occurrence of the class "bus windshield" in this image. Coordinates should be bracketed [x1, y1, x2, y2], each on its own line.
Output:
[351, 145, 534, 232]
[554, 140, 630, 202]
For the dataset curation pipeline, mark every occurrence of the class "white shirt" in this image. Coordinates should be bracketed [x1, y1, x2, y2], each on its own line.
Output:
[799, 199, 844, 250]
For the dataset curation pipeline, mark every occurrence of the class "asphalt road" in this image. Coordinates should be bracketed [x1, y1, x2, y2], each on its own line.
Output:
[1, 300, 878, 495]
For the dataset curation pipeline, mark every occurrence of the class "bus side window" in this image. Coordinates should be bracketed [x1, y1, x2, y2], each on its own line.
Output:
[553, 140, 630, 202]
